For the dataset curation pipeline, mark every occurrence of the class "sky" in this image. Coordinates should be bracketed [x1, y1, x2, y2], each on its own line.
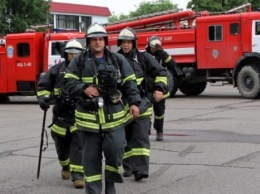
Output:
[53, 0, 190, 15]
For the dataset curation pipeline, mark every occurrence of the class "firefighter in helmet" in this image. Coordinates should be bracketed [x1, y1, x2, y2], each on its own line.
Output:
[62, 23, 141, 194]
[146, 35, 176, 141]
[37, 39, 85, 188]
[117, 27, 168, 181]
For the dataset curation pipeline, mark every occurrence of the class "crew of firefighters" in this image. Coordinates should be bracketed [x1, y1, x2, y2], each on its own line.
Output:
[37, 23, 175, 194]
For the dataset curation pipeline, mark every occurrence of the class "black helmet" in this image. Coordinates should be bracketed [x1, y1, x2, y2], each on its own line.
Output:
[117, 27, 137, 48]
[148, 35, 162, 48]
[86, 23, 108, 46]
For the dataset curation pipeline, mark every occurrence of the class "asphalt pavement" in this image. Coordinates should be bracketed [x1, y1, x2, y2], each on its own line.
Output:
[1, 84, 260, 194]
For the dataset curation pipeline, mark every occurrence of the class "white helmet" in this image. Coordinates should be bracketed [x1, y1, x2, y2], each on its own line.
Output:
[86, 23, 108, 45]
[86, 23, 107, 38]
[148, 35, 162, 48]
[117, 27, 137, 47]
[64, 39, 84, 54]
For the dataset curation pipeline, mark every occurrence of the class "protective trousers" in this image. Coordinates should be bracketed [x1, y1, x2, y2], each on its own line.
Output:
[81, 128, 125, 194]
[153, 99, 166, 133]
[51, 129, 84, 181]
[123, 116, 151, 174]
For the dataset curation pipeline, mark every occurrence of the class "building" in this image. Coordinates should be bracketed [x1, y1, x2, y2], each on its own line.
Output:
[50, 2, 111, 31]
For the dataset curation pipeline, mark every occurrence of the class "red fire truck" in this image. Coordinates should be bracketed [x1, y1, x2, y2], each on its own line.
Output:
[0, 26, 85, 102]
[106, 3, 260, 99]
[1, 3, 260, 101]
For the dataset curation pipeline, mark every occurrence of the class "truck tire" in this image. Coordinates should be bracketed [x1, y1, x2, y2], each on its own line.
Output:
[0, 96, 10, 103]
[169, 70, 179, 97]
[179, 81, 207, 96]
[237, 65, 260, 99]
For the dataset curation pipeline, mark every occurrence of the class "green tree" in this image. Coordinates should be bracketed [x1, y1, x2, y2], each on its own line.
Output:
[0, 0, 51, 35]
[187, 0, 260, 12]
[129, 0, 178, 17]
[108, 0, 178, 23]
[248, 0, 260, 11]
[0, 1, 8, 35]
[108, 13, 129, 23]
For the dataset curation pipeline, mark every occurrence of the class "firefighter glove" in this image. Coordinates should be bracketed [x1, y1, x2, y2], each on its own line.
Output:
[38, 97, 50, 111]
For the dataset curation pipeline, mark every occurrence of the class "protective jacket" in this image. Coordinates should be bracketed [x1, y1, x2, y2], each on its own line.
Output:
[63, 49, 141, 132]
[146, 47, 176, 98]
[118, 48, 168, 116]
[117, 48, 167, 177]
[37, 60, 84, 179]
[146, 47, 177, 134]
[146, 47, 176, 70]
[37, 61, 77, 136]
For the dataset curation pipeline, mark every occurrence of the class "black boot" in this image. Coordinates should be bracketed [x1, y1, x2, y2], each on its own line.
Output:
[156, 132, 163, 141]
[105, 182, 116, 194]
[134, 172, 149, 181]
[123, 171, 133, 177]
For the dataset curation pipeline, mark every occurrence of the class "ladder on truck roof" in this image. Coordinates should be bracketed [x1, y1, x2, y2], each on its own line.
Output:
[105, 9, 208, 33]
[107, 9, 184, 25]
[105, 3, 252, 33]
[225, 3, 251, 13]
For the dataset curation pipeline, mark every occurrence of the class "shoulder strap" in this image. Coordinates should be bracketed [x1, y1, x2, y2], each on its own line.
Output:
[136, 51, 152, 94]
[108, 52, 120, 70]
[50, 63, 63, 83]
[78, 51, 87, 73]
[107, 52, 122, 82]
[136, 51, 147, 72]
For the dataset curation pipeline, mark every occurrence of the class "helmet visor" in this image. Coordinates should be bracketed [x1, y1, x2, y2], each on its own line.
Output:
[65, 48, 82, 54]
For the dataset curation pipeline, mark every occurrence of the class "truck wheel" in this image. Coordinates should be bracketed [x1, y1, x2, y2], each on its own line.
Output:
[179, 81, 207, 96]
[169, 70, 179, 97]
[237, 65, 260, 99]
[0, 96, 10, 103]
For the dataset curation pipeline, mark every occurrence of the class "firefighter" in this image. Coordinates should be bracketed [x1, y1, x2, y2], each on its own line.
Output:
[62, 23, 141, 194]
[146, 35, 176, 141]
[117, 27, 168, 181]
[37, 39, 85, 188]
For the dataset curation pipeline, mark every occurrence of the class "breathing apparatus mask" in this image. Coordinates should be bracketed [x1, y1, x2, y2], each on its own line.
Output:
[97, 66, 122, 104]
[80, 96, 104, 110]
[57, 89, 76, 111]
[81, 64, 122, 110]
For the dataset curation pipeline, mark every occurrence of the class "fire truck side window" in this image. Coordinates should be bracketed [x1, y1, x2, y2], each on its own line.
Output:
[255, 22, 260, 35]
[230, 23, 239, 35]
[17, 43, 30, 57]
[51, 43, 60, 55]
[208, 25, 223, 41]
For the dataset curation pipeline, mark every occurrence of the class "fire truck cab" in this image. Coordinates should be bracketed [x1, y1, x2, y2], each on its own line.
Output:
[0, 29, 85, 102]
[106, 3, 260, 99]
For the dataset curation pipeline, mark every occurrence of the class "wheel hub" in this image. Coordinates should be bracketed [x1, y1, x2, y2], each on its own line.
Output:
[244, 75, 254, 89]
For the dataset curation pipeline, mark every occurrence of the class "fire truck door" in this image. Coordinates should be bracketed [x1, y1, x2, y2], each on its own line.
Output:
[205, 24, 227, 68]
[252, 20, 260, 53]
[13, 42, 33, 79]
[6, 39, 35, 92]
